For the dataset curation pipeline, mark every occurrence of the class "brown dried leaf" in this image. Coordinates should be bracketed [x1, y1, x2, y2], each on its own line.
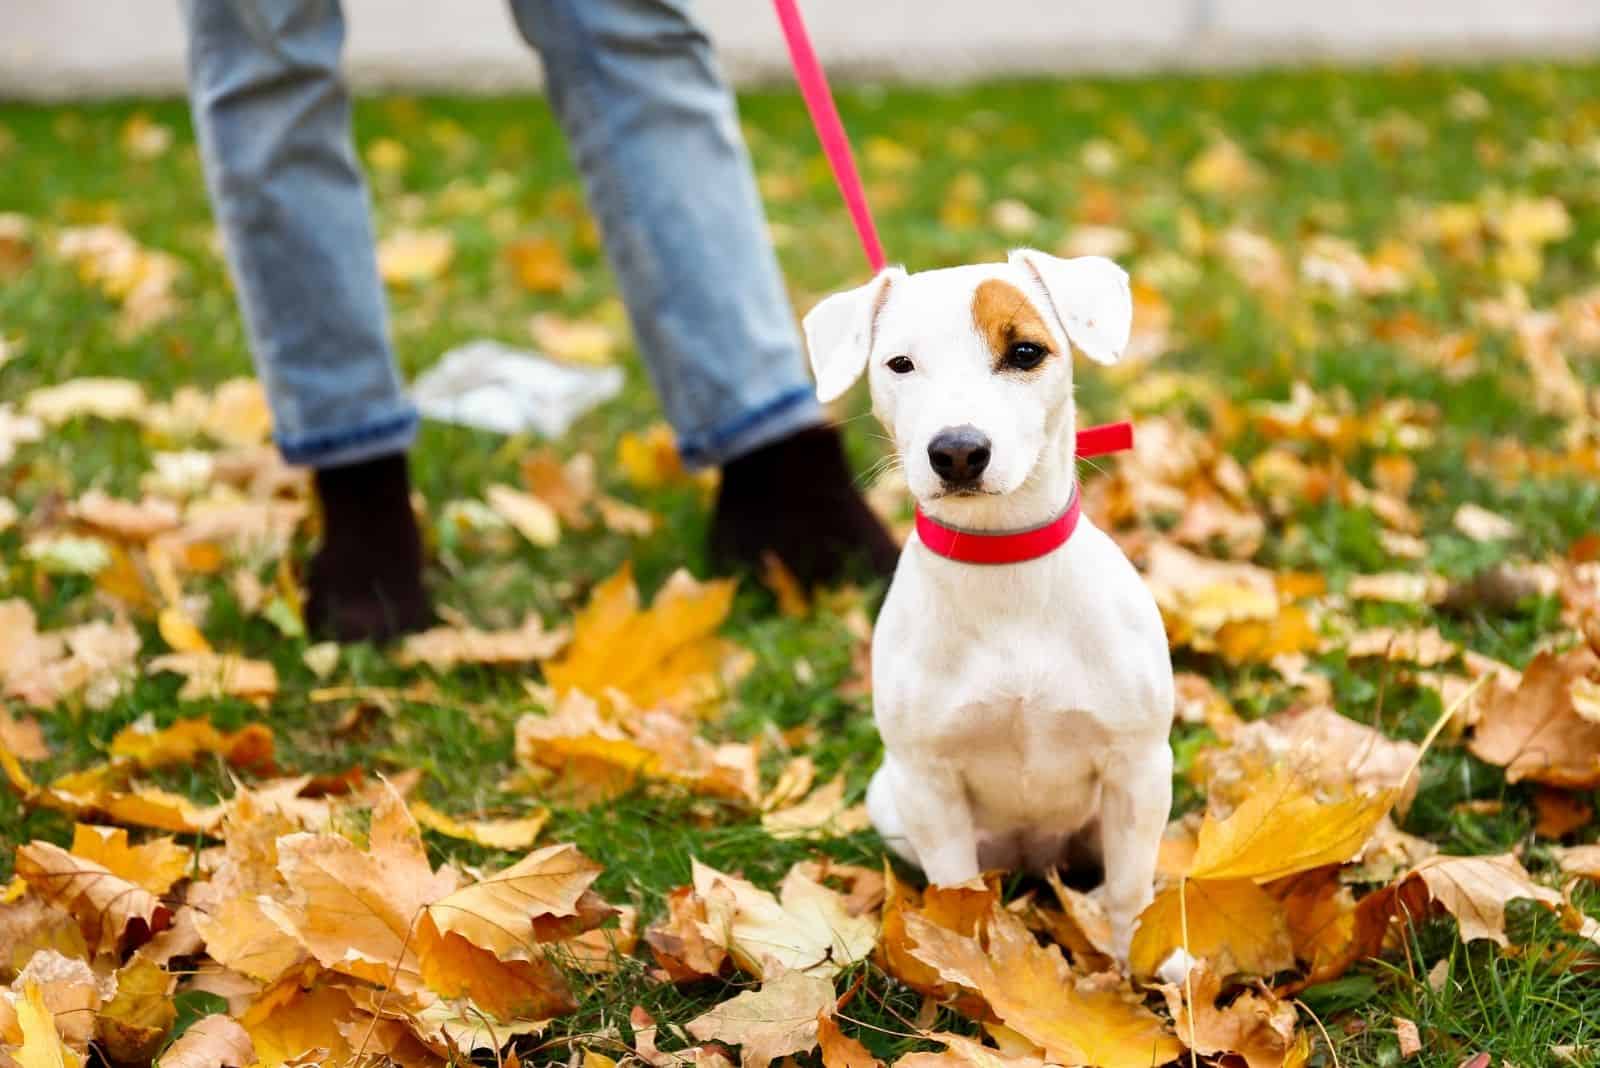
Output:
[695, 861, 877, 980]
[147, 653, 279, 703]
[685, 969, 835, 1068]
[14, 843, 171, 955]
[157, 1015, 256, 1068]
[397, 616, 569, 671]
[1161, 966, 1307, 1068]
[1469, 648, 1600, 788]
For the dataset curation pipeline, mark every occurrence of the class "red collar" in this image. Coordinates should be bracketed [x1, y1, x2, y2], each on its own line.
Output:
[912, 421, 1132, 566]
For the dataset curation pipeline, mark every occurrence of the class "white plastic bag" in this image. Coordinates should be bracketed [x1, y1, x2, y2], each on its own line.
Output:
[411, 339, 624, 438]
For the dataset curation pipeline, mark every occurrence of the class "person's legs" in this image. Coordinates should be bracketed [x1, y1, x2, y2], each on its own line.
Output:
[508, 0, 897, 582]
[182, 0, 430, 639]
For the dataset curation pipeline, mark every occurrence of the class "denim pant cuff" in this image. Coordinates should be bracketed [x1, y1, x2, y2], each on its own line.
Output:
[275, 407, 420, 469]
[675, 385, 824, 469]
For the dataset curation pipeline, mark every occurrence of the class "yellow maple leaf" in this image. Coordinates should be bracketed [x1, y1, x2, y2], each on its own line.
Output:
[1130, 878, 1295, 978]
[68, 824, 190, 895]
[905, 905, 1180, 1068]
[1187, 771, 1395, 884]
[540, 563, 741, 714]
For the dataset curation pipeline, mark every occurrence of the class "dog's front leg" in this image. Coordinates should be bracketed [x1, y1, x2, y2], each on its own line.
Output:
[1097, 738, 1173, 969]
[890, 757, 981, 886]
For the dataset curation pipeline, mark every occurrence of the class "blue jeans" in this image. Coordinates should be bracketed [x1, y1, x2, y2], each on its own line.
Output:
[181, 0, 822, 468]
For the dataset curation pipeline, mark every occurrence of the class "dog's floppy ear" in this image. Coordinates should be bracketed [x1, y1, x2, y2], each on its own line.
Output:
[1008, 249, 1131, 365]
[802, 267, 904, 403]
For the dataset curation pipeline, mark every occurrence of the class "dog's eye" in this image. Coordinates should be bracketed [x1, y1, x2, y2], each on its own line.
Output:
[887, 355, 916, 374]
[1003, 342, 1049, 371]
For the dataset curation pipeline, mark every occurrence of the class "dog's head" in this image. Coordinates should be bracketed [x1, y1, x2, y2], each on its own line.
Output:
[803, 250, 1131, 516]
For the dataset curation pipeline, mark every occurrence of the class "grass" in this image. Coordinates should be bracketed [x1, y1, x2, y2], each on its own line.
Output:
[3, 60, 1600, 1067]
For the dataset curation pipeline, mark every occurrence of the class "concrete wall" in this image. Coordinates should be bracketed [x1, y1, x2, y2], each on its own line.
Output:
[4, 1, 1600, 99]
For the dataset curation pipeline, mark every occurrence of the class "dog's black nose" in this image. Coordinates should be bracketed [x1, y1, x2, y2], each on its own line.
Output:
[928, 426, 992, 485]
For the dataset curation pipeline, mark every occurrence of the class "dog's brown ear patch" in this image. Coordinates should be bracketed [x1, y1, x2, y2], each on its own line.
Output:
[971, 279, 1055, 367]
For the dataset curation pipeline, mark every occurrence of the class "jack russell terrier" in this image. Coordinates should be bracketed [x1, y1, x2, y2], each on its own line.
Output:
[803, 250, 1175, 967]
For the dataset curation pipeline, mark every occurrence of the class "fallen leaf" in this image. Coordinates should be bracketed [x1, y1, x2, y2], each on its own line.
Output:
[96, 954, 176, 1065]
[157, 1015, 256, 1068]
[505, 235, 575, 293]
[531, 313, 617, 365]
[424, 841, 603, 958]
[1130, 878, 1295, 979]
[11, 982, 84, 1068]
[239, 972, 355, 1068]
[68, 824, 190, 895]
[1395, 1017, 1422, 1058]
[1469, 648, 1600, 788]
[878, 870, 997, 1011]
[686, 968, 836, 1068]
[521, 450, 596, 529]
[1454, 503, 1519, 542]
[515, 691, 760, 807]
[410, 801, 549, 851]
[14, 841, 171, 954]
[541, 563, 742, 714]
[157, 606, 213, 654]
[818, 1016, 881, 1068]
[23, 377, 146, 426]
[1554, 844, 1600, 879]
[761, 777, 870, 840]
[398, 615, 569, 670]
[696, 861, 877, 980]
[0, 710, 49, 761]
[70, 490, 180, 541]
[907, 906, 1180, 1068]
[272, 785, 457, 988]
[759, 552, 810, 619]
[1344, 627, 1459, 667]
[110, 715, 273, 772]
[618, 424, 695, 490]
[147, 652, 279, 703]
[1188, 770, 1395, 883]
[646, 885, 730, 982]
[1533, 788, 1592, 839]
[596, 495, 658, 536]
[1400, 853, 1583, 947]
[1161, 966, 1306, 1068]
[415, 910, 579, 1022]
[487, 483, 560, 548]
[378, 229, 454, 285]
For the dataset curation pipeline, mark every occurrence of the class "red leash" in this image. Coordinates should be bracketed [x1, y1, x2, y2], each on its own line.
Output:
[771, 0, 1133, 463]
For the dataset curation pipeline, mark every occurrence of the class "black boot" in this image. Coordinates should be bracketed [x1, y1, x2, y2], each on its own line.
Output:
[305, 453, 433, 642]
[709, 427, 900, 586]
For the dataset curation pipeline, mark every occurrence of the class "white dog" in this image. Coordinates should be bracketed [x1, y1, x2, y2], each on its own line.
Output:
[803, 250, 1174, 966]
